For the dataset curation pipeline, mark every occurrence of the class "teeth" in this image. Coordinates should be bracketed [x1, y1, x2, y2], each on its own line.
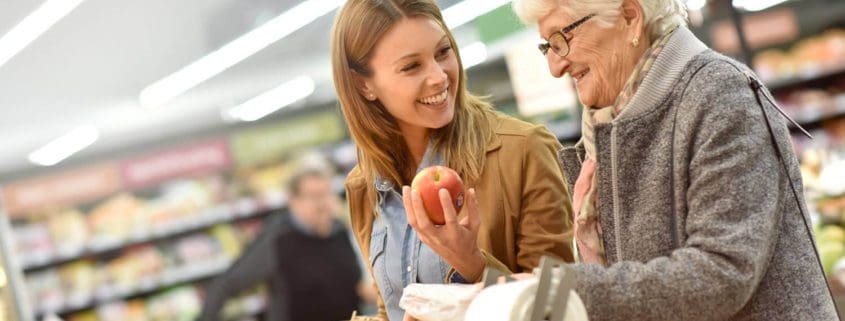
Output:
[419, 90, 448, 105]
[575, 70, 588, 80]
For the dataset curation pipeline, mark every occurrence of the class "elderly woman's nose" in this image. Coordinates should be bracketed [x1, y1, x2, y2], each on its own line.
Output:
[546, 53, 570, 78]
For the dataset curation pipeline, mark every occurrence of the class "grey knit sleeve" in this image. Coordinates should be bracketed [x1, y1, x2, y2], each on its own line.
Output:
[567, 60, 785, 321]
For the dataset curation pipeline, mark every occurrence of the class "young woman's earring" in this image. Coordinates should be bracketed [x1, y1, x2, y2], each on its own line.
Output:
[631, 37, 640, 47]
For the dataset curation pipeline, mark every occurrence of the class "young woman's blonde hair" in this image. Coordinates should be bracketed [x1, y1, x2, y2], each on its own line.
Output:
[331, 0, 495, 190]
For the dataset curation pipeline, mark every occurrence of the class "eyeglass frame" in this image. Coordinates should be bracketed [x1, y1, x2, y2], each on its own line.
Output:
[538, 13, 596, 57]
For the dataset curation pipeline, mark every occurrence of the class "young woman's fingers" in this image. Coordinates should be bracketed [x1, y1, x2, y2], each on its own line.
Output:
[466, 188, 481, 232]
[439, 188, 459, 226]
[402, 186, 419, 229]
[411, 188, 434, 231]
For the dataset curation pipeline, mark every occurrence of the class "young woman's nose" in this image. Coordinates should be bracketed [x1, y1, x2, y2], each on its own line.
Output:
[426, 60, 449, 87]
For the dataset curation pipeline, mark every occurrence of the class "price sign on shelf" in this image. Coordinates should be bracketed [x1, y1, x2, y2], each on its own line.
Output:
[1, 163, 122, 218]
[230, 111, 345, 167]
[120, 138, 232, 189]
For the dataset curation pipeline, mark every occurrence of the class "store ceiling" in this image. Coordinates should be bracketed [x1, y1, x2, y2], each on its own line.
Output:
[0, 0, 477, 181]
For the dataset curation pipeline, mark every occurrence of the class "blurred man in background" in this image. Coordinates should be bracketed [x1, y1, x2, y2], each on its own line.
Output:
[199, 167, 376, 321]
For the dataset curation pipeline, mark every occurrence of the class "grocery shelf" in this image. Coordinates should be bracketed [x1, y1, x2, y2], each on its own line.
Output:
[766, 63, 845, 93]
[35, 257, 233, 318]
[21, 196, 286, 272]
[225, 295, 267, 321]
[788, 95, 845, 131]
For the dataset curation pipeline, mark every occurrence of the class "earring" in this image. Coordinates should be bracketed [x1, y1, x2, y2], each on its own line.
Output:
[368, 94, 376, 100]
[631, 37, 640, 47]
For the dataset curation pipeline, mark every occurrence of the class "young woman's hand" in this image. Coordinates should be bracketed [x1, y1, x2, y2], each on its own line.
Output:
[403, 186, 485, 281]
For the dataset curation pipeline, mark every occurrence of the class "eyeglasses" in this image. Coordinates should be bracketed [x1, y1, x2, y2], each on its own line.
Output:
[538, 13, 596, 57]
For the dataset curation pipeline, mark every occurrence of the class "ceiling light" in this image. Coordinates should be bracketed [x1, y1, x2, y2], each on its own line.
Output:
[29, 125, 99, 166]
[226, 76, 315, 122]
[139, 0, 344, 108]
[0, 0, 85, 69]
[461, 42, 487, 69]
[443, 0, 510, 29]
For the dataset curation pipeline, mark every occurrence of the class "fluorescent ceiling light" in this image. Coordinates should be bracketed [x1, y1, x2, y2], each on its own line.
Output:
[139, 0, 344, 108]
[461, 42, 487, 69]
[29, 125, 99, 166]
[0, 0, 85, 69]
[733, 0, 789, 11]
[686, 0, 707, 11]
[226, 76, 315, 122]
[443, 0, 510, 29]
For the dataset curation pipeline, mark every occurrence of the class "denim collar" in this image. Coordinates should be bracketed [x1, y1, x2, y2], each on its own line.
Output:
[374, 141, 442, 192]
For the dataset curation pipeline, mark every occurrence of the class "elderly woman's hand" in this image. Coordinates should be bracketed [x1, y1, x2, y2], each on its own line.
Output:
[403, 186, 486, 281]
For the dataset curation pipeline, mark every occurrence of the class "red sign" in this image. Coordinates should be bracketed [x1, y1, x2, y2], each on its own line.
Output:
[121, 139, 231, 189]
[1, 164, 122, 217]
[711, 8, 799, 54]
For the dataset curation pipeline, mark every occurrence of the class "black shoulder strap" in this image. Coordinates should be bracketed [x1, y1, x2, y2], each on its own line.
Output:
[747, 74, 813, 139]
[745, 71, 840, 317]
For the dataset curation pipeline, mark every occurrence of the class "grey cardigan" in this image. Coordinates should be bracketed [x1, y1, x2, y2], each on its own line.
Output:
[558, 27, 838, 320]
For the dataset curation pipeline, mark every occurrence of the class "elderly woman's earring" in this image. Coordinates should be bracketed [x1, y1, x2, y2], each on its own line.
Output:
[631, 37, 640, 47]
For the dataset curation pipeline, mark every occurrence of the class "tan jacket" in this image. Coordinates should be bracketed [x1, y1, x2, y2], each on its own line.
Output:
[345, 113, 574, 320]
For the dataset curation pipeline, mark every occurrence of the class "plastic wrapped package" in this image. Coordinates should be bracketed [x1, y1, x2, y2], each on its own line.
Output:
[400, 263, 589, 321]
[464, 278, 587, 321]
[399, 283, 482, 321]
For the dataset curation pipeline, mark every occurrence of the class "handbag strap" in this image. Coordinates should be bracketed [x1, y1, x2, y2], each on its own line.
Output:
[744, 71, 840, 317]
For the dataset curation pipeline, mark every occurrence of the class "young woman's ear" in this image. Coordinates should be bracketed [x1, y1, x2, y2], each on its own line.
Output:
[352, 73, 378, 101]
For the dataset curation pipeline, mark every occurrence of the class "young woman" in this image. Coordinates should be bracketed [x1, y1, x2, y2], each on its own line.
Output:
[330, 0, 574, 320]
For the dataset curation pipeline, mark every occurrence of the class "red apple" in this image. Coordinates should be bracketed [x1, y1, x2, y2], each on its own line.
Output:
[410, 165, 465, 225]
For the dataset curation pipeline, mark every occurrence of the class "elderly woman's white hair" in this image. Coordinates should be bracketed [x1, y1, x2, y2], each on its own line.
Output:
[512, 0, 688, 40]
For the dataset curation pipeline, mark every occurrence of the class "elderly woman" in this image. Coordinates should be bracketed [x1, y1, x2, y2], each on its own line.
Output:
[511, 0, 838, 320]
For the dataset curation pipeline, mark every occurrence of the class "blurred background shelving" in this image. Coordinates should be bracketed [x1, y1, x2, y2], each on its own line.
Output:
[0, 0, 843, 320]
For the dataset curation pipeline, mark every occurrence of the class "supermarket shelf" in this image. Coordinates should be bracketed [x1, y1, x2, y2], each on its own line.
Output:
[766, 63, 845, 93]
[35, 258, 233, 318]
[225, 295, 267, 321]
[788, 95, 845, 131]
[21, 195, 286, 272]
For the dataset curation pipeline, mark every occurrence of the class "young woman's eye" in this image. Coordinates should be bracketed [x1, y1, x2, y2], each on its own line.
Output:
[437, 46, 452, 58]
[401, 62, 419, 72]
